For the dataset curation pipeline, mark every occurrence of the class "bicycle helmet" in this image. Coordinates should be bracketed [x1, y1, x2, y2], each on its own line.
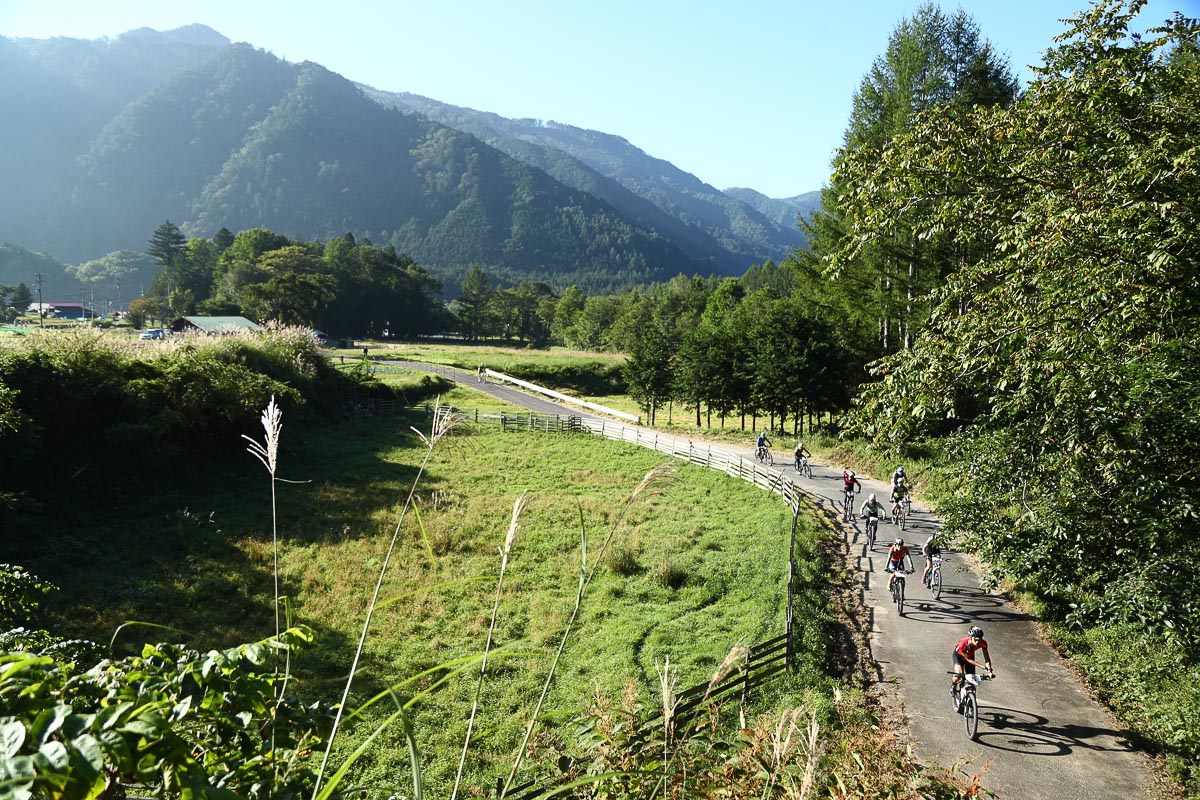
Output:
[894, 538, 904, 546]
[968, 626, 984, 639]
[897, 465, 905, 473]
[849, 470, 856, 478]
[869, 493, 876, 502]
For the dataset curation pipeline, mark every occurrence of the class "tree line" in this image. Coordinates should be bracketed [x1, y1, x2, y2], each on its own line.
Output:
[128, 223, 446, 338]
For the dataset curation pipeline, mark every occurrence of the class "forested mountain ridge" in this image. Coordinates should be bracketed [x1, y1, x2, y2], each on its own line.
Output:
[1, 25, 811, 295]
[364, 89, 809, 268]
[724, 188, 822, 232]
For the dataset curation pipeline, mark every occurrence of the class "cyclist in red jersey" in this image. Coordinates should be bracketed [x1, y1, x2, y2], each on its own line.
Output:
[884, 537, 913, 592]
[951, 625, 994, 701]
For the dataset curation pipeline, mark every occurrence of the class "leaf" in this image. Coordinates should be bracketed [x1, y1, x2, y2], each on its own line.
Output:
[36, 740, 69, 771]
[29, 705, 71, 747]
[0, 719, 26, 757]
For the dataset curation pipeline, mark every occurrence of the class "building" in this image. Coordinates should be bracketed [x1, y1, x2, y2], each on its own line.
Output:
[27, 302, 97, 320]
[169, 316, 263, 335]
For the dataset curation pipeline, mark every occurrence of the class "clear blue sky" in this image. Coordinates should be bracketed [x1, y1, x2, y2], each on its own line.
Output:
[2, 0, 1196, 198]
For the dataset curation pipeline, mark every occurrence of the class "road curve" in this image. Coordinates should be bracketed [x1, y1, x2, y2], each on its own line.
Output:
[390, 359, 1158, 799]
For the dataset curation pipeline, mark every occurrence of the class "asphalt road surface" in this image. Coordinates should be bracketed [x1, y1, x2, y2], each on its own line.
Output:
[393, 359, 1158, 799]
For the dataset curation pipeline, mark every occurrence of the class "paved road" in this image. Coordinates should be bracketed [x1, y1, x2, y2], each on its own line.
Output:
[392, 360, 1158, 798]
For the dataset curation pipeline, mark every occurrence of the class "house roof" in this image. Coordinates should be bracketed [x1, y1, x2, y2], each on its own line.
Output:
[175, 316, 263, 334]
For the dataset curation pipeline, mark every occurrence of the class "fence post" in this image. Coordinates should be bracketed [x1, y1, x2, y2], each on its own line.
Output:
[786, 505, 800, 670]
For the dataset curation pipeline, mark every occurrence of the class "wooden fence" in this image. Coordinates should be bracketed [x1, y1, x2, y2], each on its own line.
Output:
[503, 629, 792, 800]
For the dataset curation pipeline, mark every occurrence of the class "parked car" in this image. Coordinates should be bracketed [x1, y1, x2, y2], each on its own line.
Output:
[139, 328, 167, 340]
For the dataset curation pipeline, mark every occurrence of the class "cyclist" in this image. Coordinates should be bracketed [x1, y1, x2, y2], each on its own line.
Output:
[755, 431, 772, 460]
[890, 478, 909, 522]
[951, 626, 994, 707]
[860, 493, 885, 540]
[891, 465, 907, 490]
[884, 537, 914, 592]
[921, 532, 942, 588]
[793, 441, 811, 470]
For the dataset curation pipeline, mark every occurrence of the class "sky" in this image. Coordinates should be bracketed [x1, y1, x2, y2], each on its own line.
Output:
[2, 0, 1197, 199]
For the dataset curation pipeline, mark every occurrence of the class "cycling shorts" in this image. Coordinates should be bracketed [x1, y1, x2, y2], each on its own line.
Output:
[951, 651, 976, 673]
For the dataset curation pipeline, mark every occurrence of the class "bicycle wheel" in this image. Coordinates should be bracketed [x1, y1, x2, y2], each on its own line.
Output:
[899, 509, 906, 531]
[766, 450, 773, 466]
[930, 567, 942, 600]
[963, 692, 978, 739]
[867, 520, 876, 549]
[804, 462, 813, 479]
[896, 578, 905, 615]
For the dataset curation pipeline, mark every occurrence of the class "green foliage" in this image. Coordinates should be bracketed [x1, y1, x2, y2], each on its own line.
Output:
[835, 0, 1200, 642]
[796, 2, 1019, 363]
[0, 328, 357, 489]
[0, 564, 56, 629]
[1048, 622, 1200, 791]
[0, 628, 333, 800]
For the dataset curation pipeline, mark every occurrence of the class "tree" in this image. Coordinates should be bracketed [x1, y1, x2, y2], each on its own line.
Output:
[458, 265, 492, 341]
[551, 285, 586, 347]
[239, 246, 335, 326]
[798, 3, 1018, 360]
[623, 316, 676, 426]
[834, 0, 1200, 642]
[146, 220, 187, 270]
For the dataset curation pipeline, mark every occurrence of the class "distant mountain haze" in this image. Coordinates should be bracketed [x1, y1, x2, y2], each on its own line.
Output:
[0, 25, 816, 296]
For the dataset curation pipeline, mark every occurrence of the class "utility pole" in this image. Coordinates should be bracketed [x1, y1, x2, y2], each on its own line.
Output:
[35, 273, 44, 327]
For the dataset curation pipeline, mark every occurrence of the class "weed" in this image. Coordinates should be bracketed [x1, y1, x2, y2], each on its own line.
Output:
[606, 541, 642, 576]
[653, 554, 689, 590]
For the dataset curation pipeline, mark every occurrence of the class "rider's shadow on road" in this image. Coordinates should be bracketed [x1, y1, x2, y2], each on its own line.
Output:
[972, 705, 1140, 756]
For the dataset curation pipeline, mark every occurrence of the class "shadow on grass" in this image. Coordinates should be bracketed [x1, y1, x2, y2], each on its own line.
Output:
[3, 410, 459, 697]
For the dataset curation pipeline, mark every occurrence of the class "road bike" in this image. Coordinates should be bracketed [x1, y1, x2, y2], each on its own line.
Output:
[949, 671, 994, 740]
[842, 489, 856, 522]
[794, 454, 813, 478]
[862, 514, 879, 549]
[755, 445, 773, 466]
[925, 554, 945, 600]
[889, 564, 908, 615]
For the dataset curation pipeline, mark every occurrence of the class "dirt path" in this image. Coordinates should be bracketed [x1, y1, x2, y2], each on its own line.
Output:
[392, 360, 1159, 798]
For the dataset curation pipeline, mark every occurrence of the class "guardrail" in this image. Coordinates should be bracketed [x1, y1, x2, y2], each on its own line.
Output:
[483, 368, 642, 425]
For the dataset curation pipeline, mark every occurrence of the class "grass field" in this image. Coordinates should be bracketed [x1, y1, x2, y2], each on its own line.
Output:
[19, 396, 839, 795]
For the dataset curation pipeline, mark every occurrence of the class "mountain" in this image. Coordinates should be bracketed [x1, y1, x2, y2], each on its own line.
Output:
[0, 25, 812, 296]
[364, 90, 808, 269]
[724, 188, 823, 234]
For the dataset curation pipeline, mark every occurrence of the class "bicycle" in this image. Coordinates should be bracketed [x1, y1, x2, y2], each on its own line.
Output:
[925, 554, 945, 600]
[795, 454, 813, 479]
[891, 500, 906, 530]
[755, 445, 773, 466]
[862, 513, 879, 549]
[948, 671, 994, 740]
[842, 489, 856, 522]
[889, 564, 908, 615]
